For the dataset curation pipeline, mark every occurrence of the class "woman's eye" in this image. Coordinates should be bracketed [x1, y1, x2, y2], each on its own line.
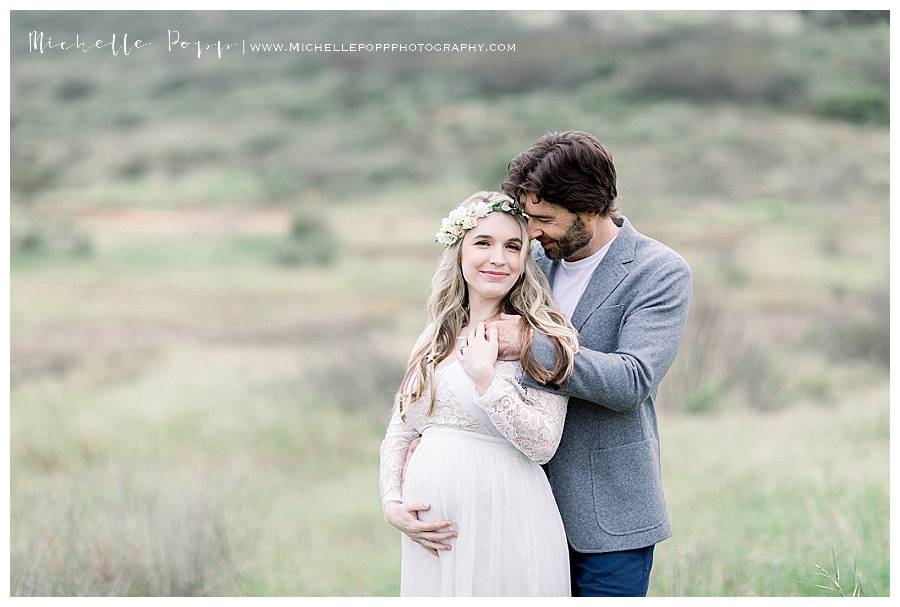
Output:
[507, 244, 521, 251]
[475, 241, 489, 246]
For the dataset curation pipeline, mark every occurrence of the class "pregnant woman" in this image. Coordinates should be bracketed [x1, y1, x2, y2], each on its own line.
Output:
[379, 191, 579, 596]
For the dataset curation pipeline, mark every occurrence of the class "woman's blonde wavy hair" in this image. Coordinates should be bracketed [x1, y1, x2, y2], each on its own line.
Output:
[397, 191, 579, 418]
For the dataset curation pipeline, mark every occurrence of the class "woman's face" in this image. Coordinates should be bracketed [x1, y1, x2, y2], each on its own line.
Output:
[459, 212, 524, 301]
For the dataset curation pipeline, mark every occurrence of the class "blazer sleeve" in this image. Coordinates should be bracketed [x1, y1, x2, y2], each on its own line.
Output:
[526, 257, 692, 413]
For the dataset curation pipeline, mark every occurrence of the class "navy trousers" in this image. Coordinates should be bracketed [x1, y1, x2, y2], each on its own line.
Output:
[569, 544, 655, 597]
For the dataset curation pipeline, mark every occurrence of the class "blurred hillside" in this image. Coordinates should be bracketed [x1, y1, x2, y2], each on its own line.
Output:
[11, 10, 889, 411]
[10, 10, 889, 596]
[11, 11, 889, 206]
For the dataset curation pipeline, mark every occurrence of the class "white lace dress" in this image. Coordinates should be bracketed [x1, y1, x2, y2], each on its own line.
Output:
[379, 355, 570, 596]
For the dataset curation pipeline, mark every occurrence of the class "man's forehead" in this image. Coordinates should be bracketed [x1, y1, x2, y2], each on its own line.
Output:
[520, 192, 564, 215]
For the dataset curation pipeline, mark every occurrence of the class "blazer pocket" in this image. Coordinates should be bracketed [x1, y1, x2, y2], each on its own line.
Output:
[589, 438, 666, 536]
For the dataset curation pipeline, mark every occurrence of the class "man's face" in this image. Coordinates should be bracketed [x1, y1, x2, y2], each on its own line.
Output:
[520, 192, 593, 261]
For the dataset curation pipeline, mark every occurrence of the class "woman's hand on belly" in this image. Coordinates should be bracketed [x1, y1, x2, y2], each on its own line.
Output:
[383, 501, 457, 556]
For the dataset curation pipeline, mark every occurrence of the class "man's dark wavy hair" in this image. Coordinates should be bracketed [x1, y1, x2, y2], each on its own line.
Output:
[502, 130, 619, 217]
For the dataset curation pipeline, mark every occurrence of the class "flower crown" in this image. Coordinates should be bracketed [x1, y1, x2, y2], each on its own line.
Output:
[434, 199, 529, 247]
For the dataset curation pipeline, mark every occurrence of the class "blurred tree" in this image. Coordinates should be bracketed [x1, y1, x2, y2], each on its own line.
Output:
[799, 10, 889, 27]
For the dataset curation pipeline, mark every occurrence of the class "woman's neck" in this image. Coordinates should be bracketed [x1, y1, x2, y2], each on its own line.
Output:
[467, 294, 502, 325]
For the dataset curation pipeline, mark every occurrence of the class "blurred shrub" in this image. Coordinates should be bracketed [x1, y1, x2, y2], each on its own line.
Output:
[11, 224, 45, 255]
[258, 168, 304, 202]
[56, 78, 95, 101]
[111, 112, 145, 130]
[733, 344, 787, 412]
[658, 296, 735, 414]
[810, 85, 889, 125]
[720, 256, 751, 288]
[622, 33, 806, 106]
[820, 287, 889, 367]
[272, 212, 337, 266]
[151, 75, 191, 98]
[799, 10, 889, 28]
[160, 146, 227, 177]
[466, 46, 597, 97]
[11, 150, 63, 201]
[11, 219, 93, 259]
[619, 16, 886, 126]
[244, 133, 284, 156]
[658, 294, 786, 414]
[116, 155, 152, 180]
[311, 336, 405, 415]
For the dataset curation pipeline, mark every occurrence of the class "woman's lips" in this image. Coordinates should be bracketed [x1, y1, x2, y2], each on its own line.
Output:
[480, 270, 509, 281]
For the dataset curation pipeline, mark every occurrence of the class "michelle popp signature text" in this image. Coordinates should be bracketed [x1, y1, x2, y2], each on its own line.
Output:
[26, 30, 236, 58]
[27, 30, 151, 55]
[168, 30, 237, 58]
[27, 30, 516, 59]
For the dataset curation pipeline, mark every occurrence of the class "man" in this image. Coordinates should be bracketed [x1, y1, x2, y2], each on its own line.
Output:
[489, 130, 693, 596]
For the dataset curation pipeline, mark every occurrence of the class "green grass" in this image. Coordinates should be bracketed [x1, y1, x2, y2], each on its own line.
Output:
[11, 209, 889, 594]
[651, 387, 888, 595]
[12, 327, 886, 594]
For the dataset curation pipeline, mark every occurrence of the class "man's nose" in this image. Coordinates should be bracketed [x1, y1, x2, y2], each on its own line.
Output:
[527, 221, 543, 241]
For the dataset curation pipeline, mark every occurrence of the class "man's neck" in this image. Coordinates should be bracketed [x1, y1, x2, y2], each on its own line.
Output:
[564, 215, 620, 262]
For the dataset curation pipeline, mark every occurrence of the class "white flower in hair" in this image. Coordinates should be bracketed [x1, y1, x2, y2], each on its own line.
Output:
[434, 196, 529, 247]
[435, 231, 456, 246]
[448, 206, 468, 223]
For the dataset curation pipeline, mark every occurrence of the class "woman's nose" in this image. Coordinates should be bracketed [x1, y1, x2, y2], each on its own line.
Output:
[489, 245, 506, 264]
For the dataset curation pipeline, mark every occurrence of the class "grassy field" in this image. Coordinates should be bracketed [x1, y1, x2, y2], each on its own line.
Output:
[10, 195, 889, 595]
[10, 10, 888, 596]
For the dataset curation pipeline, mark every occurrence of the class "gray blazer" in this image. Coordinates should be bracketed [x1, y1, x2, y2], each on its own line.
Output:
[521, 215, 692, 553]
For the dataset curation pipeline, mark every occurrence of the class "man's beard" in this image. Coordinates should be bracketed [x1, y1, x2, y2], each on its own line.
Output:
[541, 215, 593, 260]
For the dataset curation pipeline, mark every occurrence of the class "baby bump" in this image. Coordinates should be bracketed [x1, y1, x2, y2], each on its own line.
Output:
[401, 428, 547, 521]
[401, 433, 460, 522]
[401, 427, 568, 582]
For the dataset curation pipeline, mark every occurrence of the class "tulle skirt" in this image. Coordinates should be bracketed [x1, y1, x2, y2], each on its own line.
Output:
[400, 427, 570, 596]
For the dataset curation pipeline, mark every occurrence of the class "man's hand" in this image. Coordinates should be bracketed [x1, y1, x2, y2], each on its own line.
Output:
[383, 501, 457, 556]
[489, 313, 523, 361]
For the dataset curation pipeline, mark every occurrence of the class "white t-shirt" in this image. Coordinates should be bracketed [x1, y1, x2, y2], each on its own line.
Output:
[551, 234, 617, 320]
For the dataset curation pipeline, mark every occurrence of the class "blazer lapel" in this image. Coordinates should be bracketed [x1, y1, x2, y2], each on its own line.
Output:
[534, 252, 558, 288]
[569, 215, 637, 330]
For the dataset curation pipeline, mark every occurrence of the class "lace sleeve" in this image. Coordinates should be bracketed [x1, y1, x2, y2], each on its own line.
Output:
[378, 395, 420, 506]
[472, 368, 568, 464]
[378, 324, 431, 506]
